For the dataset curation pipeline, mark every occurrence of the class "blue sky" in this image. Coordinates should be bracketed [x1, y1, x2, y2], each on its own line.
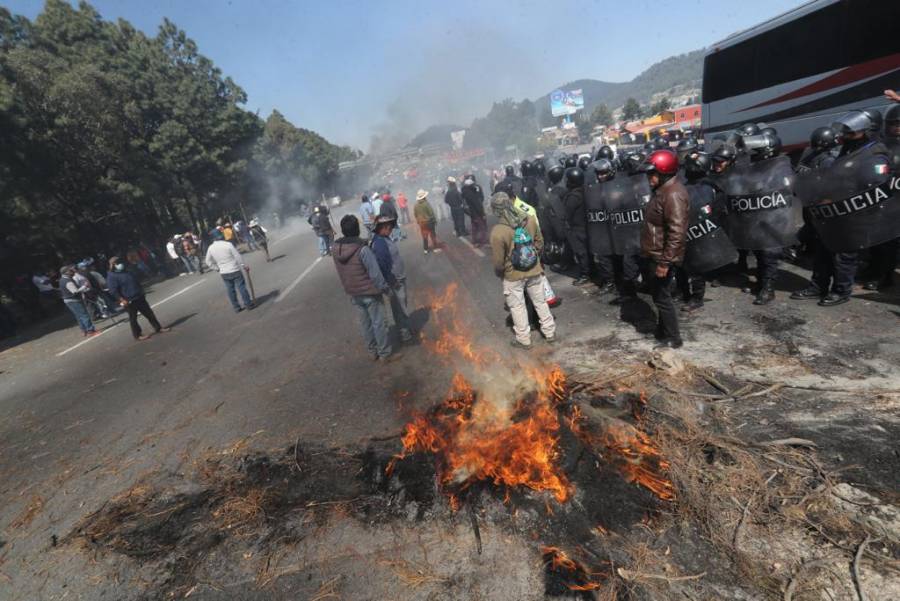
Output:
[7, 0, 804, 149]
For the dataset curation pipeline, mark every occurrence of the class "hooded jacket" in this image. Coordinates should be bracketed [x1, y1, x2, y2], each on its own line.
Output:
[461, 183, 486, 218]
[444, 184, 464, 210]
[413, 198, 436, 225]
[332, 237, 388, 297]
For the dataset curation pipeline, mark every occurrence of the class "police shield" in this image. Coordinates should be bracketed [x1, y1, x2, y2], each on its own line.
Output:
[717, 155, 800, 250]
[544, 185, 568, 243]
[683, 184, 738, 273]
[795, 144, 900, 252]
[584, 180, 614, 257]
[608, 173, 650, 256]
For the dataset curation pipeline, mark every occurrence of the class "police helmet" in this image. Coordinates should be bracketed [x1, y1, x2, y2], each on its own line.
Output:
[684, 152, 711, 177]
[547, 165, 565, 185]
[520, 160, 532, 177]
[886, 104, 900, 126]
[577, 155, 591, 170]
[810, 126, 838, 150]
[740, 122, 761, 136]
[861, 109, 883, 134]
[564, 155, 577, 169]
[832, 110, 873, 136]
[592, 158, 615, 180]
[595, 145, 615, 162]
[711, 143, 738, 164]
[565, 167, 584, 189]
[505, 165, 515, 176]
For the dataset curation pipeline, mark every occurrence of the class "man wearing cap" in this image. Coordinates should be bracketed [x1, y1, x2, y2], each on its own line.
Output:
[444, 176, 468, 237]
[371, 214, 413, 343]
[413, 189, 440, 254]
[205, 229, 255, 313]
[106, 257, 169, 340]
[332, 215, 401, 362]
[249, 219, 270, 262]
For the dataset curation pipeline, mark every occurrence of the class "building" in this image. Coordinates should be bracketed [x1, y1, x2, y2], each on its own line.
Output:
[673, 104, 702, 129]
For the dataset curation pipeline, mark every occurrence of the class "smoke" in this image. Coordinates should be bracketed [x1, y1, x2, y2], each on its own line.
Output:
[367, 24, 553, 154]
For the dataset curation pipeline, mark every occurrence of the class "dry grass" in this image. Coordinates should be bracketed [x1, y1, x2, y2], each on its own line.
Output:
[8, 495, 45, 530]
[378, 557, 449, 588]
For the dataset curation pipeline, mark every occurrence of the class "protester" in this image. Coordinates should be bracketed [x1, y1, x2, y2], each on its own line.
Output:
[249, 219, 270, 262]
[204, 229, 255, 312]
[490, 191, 556, 349]
[360, 195, 376, 233]
[308, 204, 335, 256]
[445, 176, 468, 237]
[371, 214, 414, 342]
[181, 233, 203, 273]
[106, 257, 169, 341]
[397, 191, 411, 225]
[431, 180, 448, 222]
[58, 265, 100, 337]
[166, 237, 186, 276]
[640, 150, 689, 349]
[332, 215, 401, 362]
[413, 189, 441, 254]
[222, 222, 236, 245]
[461, 175, 488, 247]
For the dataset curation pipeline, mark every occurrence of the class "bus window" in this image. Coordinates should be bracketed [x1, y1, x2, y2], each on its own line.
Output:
[702, 38, 757, 104]
[841, 0, 900, 66]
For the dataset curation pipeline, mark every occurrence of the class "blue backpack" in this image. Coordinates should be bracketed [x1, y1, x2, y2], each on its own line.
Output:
[510, 219, 538, 271]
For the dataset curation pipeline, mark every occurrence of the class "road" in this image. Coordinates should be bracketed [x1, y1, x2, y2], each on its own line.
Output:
[1, 211, 898, 600]
[0, 212, 529, 596]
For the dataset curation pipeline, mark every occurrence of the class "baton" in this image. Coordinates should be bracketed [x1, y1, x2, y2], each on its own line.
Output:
[243, 267, 256, 303]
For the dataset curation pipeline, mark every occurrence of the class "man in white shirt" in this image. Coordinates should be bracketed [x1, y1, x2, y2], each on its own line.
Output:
[204, 230, 255, 312]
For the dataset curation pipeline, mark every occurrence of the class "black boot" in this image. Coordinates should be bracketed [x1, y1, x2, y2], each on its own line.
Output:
[818, 292, 850, 307]
[790, 286, 822, 300]
[596, 281, 616, 295]
[610, 281, 636, 304]
[681, 297, 704, 313]
[572, 275, 591, 287]
[753, 283, 775, 305]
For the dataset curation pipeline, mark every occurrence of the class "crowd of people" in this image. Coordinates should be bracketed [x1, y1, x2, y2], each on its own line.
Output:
[333, 101, 897, 355]
[1, 213, 274, 342]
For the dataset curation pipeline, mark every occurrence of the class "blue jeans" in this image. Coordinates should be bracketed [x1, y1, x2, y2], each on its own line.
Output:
[351, 295, 391, 358]
[388, 280, 411, 336]
[318, 234, 333, 255]
[221, 271, 252, 311]
[64, 299, 95, 333]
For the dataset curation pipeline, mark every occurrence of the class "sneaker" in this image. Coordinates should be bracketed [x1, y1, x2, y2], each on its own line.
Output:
[84, 330, 101, 338]
[246, 303, 256, 311]
[654, 338, 684, 349]
[547, 297, 562, 308]
[544, 335, 559, 344]
[136, 335, 151, 341]
[234, 307, 244, 313]
[510, 339, 533, 350]
[157, 327, 172, 333]
[424, 249, 430, 254]
[400, 329, 414, 343]
[818, 293, 850, 307]
[433, 248, 443, 253]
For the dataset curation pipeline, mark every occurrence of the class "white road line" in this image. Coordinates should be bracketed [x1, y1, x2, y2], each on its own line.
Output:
[56, 279, 207, 357]
[275, 257, 323, 303]
[459, 236, 486, 257]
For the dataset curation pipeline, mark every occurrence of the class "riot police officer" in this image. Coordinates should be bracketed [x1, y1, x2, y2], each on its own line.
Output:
[496, 164, 523, 198]
[563, 167, 591, 286]
[587, 159, 618, 295]
[797, 126, 839, 172]
[545, 165, 571, 270]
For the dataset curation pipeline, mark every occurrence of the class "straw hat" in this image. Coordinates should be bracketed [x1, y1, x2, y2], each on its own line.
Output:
[416, 189, 428, 201]
[447, 176, 456, 183]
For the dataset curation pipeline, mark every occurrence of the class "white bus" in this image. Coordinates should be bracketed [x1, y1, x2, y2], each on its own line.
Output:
[701, 0, 900, 152]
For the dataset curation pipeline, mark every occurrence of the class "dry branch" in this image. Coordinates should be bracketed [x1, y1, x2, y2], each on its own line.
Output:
[852, 535, 871, 601]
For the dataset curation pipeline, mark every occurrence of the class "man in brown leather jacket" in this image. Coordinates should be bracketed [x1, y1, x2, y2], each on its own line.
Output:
[640, 150, 689, 349]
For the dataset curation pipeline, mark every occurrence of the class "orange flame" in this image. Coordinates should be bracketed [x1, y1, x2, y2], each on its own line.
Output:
[541, 546, 604, 590]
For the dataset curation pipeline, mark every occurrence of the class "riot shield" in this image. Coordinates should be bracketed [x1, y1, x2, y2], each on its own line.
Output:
[683, 183, 737, 274]
[608, 173, 650, 256]
[795, 144, 900, 252]
[719, 155, 800, 250]
[584, 180, 614, 258]
[544, 185, 568, 243]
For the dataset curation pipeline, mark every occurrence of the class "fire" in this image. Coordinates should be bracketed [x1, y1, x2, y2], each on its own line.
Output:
[394, 370, 572, 503]
[602, 424, 676, 501]
[541, 546, 604, 591]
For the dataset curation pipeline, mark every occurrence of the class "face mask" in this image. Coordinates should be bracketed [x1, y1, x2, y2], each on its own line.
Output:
[115, 263, 125, 272]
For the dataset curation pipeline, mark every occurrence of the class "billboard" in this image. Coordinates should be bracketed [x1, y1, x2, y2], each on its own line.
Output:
[550, 89, 584, 117]
[450, 129, 466, 150]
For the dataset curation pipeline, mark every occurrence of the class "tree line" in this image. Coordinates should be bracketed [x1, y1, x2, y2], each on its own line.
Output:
[0, 0, 358, 279]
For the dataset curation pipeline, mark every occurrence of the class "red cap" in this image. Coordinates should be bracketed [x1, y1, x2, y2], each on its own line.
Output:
[642, 150, 679, 175]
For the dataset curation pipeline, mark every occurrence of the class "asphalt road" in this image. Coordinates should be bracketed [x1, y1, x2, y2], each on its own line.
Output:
[0, 212, 528, 594]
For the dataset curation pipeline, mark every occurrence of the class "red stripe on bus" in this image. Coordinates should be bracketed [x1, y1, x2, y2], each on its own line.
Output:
[741, 53, 900, 111]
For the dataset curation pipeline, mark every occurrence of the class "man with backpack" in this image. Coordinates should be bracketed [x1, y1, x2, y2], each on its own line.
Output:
[489, 191, 556, 349]
[308, 204, 334, 256]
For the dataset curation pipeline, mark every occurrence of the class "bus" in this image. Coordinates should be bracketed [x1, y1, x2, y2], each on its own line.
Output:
[701, 0, 900, 151]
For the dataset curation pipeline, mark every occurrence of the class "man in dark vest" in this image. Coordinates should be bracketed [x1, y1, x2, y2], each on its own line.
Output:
[332, 215, 401, 362]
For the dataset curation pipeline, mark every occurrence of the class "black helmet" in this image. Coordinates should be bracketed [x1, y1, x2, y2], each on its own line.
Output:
[520, 160, 532, 177]
[533, 158, 546, 177]
[595, 145, 615, 162]
[564, 155, 577, 169]
[643, 141, 656, 153]
[592, 158, 615, 180]
[496, 180, 516, 198]
[542, 241, 564, 266]
[565, 167, 584, 189]
[886, 104, 900, 126]
[504, 165, 515, 176]
[547, 165, 565, 185]
[832, 110, 873, 136]
[653, 137, 668, 149]
[577, 155, 591, 170]
[810, 126, 838, 150]
[623, 152, 645, 174]
[861, 109, 883, 134]
[760, 126, 778, 138]
[676, 137, 698, 151]
[749, 133, 781, 160]
[740, 122, 761, 136]
[684, 152, 711, 177]
[711, 143, 737, 164]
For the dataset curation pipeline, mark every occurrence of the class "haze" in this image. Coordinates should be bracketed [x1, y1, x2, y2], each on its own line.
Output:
[7, 0, 806, 150]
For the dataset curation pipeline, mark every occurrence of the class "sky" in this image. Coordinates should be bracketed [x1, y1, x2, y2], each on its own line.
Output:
[7, 0, 806, 149]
